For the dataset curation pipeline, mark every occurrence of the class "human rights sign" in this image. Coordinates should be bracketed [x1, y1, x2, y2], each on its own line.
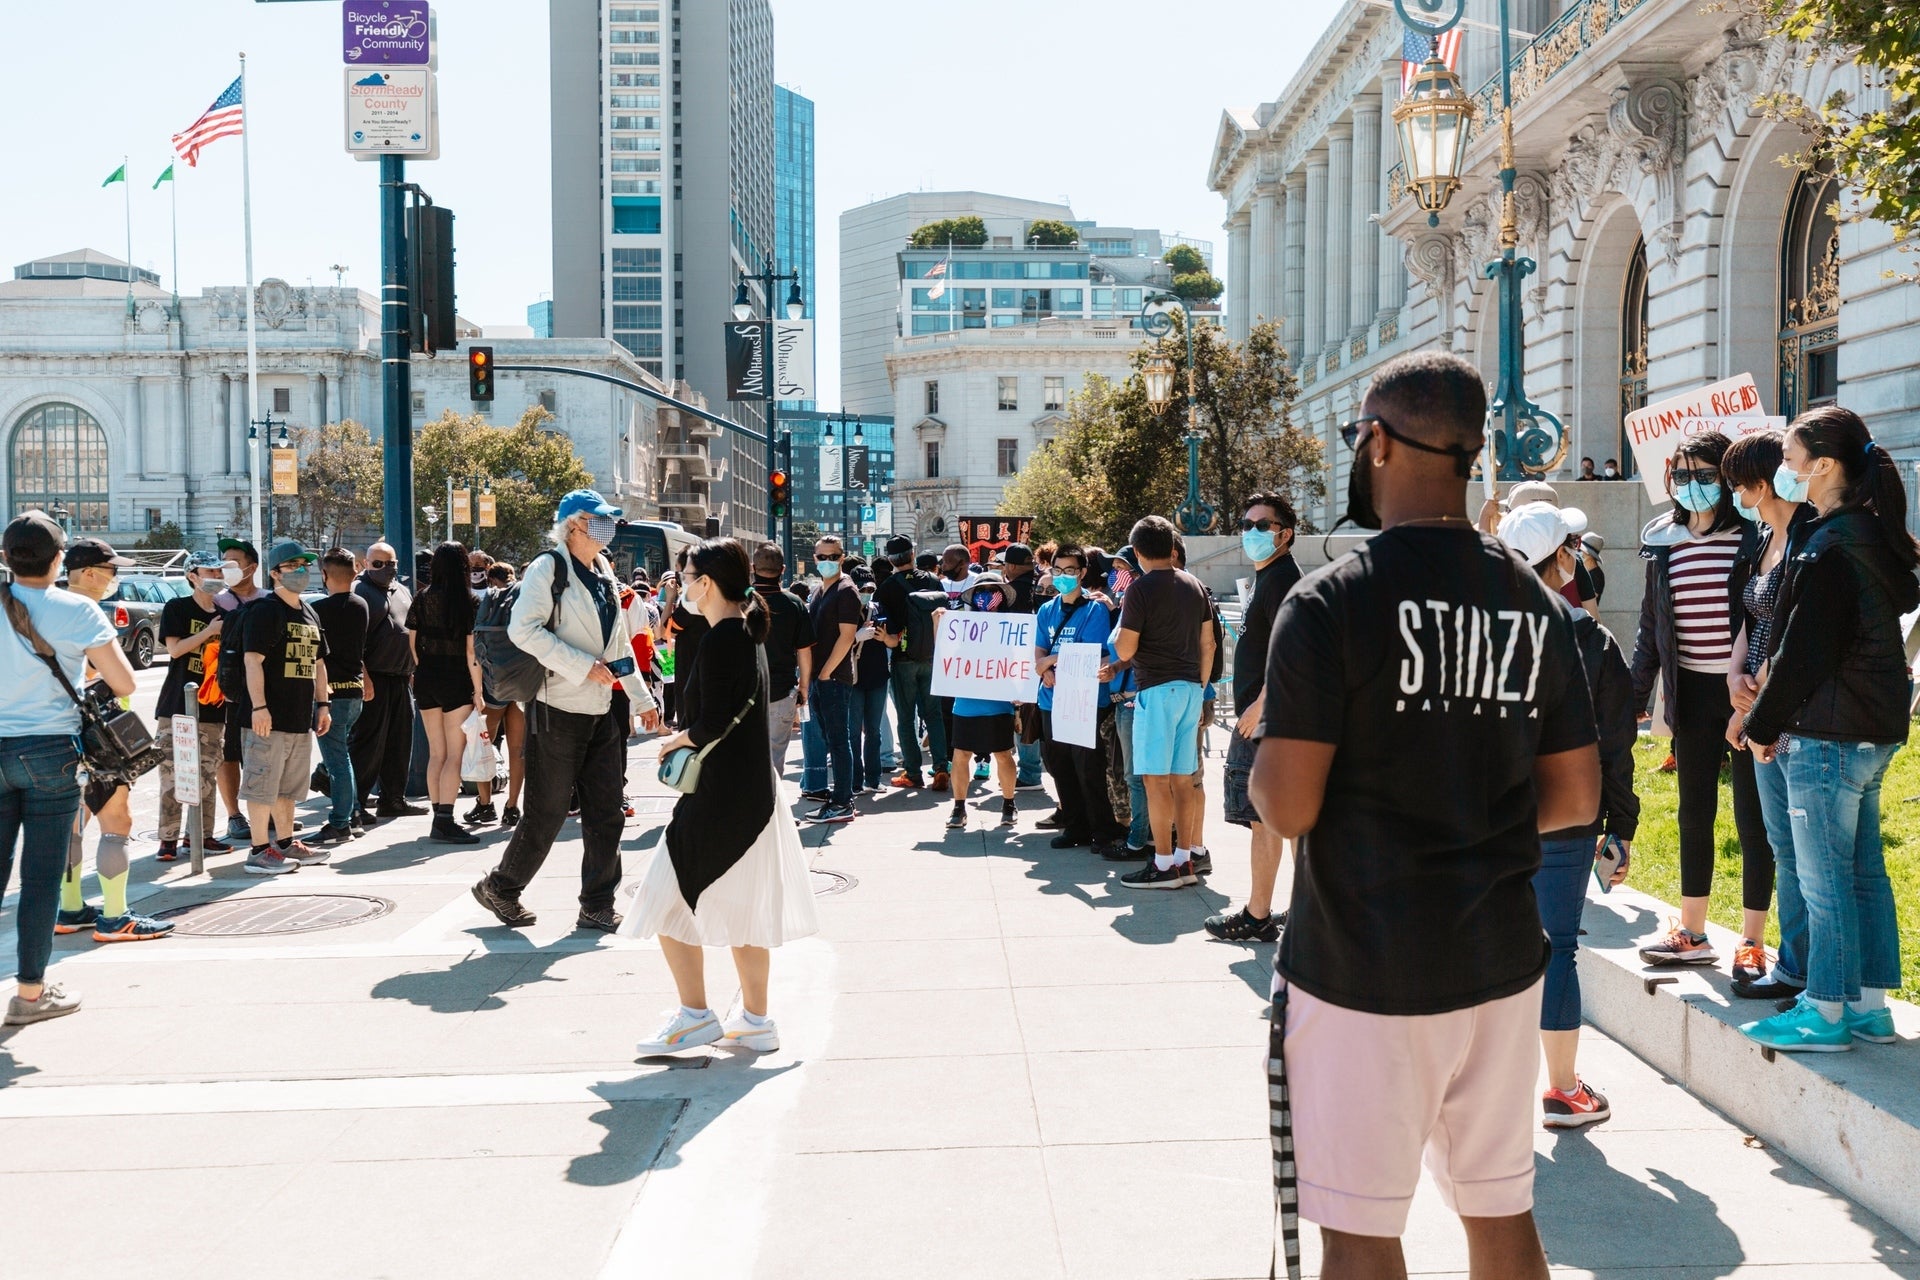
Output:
[1625, 374, 1776, 501]
[931, 612, 1040, 703]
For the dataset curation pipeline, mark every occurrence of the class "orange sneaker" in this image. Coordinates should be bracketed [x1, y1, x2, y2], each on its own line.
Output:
[930, 771, 951, 793]
[1542, 1081, 1611, 1129]
[1732, 940, 1770, 985]
[890, 771, 922, 789]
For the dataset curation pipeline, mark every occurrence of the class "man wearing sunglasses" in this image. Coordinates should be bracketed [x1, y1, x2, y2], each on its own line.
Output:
[1250, 351, 1599, 1277]
[349, 541, 423, 823]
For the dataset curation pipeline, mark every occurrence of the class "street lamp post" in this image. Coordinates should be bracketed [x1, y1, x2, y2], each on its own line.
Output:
[1388, 0, 1566, 481]
[1138, 294, 1215, 535]
[733, 255, 804, 543]
[825, 411, 866, 550]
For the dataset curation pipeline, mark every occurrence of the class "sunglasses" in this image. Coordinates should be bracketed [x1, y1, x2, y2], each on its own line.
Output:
[815, 551, 844, 561]
[1237, 518, 1286, 533]
[1670, 466, 1720, 485]
[367, 558, 396, 568]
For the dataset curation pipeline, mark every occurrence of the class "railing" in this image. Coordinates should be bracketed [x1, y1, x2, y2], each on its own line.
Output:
[1471, 0, 1652, 123]
[1386, 161, 1407, 203]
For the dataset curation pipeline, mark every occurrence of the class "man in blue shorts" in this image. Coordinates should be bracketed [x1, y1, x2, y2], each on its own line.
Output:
[1111, 515, 1215, 888]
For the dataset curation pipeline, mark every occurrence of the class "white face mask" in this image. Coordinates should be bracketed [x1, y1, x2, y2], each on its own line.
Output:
[221, 561, 246, 586]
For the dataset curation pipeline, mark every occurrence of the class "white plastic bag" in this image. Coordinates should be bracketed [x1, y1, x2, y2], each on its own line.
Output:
[460, 711, 498, 783]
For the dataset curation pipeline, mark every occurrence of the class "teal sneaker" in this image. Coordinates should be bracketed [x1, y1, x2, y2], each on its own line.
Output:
[1741, 999, 1852, 1053]
[1846, 1006, 1898, 1044]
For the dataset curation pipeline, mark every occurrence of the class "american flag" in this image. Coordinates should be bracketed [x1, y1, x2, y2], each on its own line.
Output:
[172, 76, 245, 167]
[1401, 28, 1463, 94]
[926, 257, 950, 302]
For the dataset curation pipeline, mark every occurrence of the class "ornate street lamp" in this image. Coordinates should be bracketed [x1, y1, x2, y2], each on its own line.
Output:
[1392, 55, 1476, 227]
[1139, 295, 1215, 535]
[1141, 354, 1177, 416]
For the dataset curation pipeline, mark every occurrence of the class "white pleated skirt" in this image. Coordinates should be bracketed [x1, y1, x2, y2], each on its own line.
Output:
[620, 800, 820, 948]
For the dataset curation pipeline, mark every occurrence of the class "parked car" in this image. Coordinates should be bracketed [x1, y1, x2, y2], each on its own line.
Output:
[95, 575, 186, 669]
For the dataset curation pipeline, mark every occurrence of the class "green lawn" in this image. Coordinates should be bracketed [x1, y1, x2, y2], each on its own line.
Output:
[1625, 735, 1920, 1002]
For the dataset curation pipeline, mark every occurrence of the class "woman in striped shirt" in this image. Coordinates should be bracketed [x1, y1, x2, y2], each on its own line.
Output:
[1628, 431, 1772, 969]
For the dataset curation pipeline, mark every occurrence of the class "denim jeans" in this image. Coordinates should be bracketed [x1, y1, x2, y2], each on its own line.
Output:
[483, 702, 625, 912]
[1752, 752, 1808, 986]
[1016, 738, 1044, 787]
[801, 706, 827, 792]
[887, 657, 948, 780]
[852, 684, 890, 790]
[0, 733, 84, 985]
[1780, 737, 1903, 1004]
[809, 678, 857, 807]
[317, 697, 363, 829]
[1533, 837, 1594, 1031]
[1113, 701, 1150, 849]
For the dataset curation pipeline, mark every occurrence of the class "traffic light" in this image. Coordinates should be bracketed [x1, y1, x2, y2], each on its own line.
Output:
[769, 467, 791, 519]
[468, 346, 493, 402]
[408, 203, 456, 354]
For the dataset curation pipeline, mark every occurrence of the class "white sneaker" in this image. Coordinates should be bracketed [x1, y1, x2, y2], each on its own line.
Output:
[721, 1012, 780, 1053]
[635, 1008, 722, 1055]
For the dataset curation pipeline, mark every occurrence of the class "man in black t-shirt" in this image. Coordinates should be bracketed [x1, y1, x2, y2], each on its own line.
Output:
[310, 548, 371, 845]
[155, 553, 234, 860]
[875, 535, 950, 790]
[1249, 352, 1599, 1273]
[350, 540, 422, 821]
[240, 540, 333, 875]
[752, 542, 815, 779]
[1205, 492, 1302, 943]
[804, 534, 863, 822]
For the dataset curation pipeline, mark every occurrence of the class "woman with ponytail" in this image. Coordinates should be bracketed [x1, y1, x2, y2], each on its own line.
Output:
[625, 536, 818, 1056]
[1738, 406, 1919, 1053]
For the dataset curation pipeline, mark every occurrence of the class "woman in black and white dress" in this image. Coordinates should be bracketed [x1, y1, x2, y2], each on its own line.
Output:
[624, 537, 818, 1054]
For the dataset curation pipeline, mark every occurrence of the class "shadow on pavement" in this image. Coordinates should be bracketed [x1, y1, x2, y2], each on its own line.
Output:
[569, 1061, 800, 1186]
[369, 942, 576, 1014]
[1535, 1134, 1744, 1276]
[0, 1033, 43, 1088]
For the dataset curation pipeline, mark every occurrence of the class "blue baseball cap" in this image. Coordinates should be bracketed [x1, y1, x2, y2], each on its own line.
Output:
[556, 489, 621, 520]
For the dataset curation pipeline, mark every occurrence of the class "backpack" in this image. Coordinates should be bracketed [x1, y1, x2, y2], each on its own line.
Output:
[474, 548, 569, 704]
[1204, 588, 1226, 686]
[214, 594, 267, 705]
[901, 572, 949, 663]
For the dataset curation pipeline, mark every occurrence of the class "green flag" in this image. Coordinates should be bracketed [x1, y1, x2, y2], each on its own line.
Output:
[102, 164, 126, 187]
[152, 163, 174, 190]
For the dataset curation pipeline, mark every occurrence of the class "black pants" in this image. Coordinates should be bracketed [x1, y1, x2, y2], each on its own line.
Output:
[484, 702, 625, 912]
[1042, 707, 1123, 842]
[1671, 666, 1771, 908]
[350, 671, 415, 808]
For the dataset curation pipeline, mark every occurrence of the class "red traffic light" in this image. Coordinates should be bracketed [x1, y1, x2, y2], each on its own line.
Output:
[769, 469, 787, 488]
[468, 345, 495, 403]
[471, 349, 488, 367]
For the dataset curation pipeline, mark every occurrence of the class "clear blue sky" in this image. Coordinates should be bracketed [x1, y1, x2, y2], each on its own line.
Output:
[0, 0, 1343, 404]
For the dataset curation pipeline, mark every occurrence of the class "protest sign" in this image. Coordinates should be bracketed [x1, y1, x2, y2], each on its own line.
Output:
[931, 611, 1040, 703]
[1624, 374, 1767, 501]
[1051, 642, 1102, 748]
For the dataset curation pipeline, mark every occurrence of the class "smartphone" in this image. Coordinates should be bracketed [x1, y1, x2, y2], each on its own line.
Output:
[1593, 835, 1626, 895]
[607, 655, 637, 678]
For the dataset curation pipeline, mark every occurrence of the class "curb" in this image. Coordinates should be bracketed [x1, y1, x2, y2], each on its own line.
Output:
[1578, 884, 1920, 1244]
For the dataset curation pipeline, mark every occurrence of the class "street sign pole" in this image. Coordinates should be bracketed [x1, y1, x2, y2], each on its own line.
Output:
[380, 153, 414, 579]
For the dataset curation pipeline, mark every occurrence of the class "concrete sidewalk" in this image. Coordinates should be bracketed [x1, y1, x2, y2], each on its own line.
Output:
[0, 676, 1914, 1277]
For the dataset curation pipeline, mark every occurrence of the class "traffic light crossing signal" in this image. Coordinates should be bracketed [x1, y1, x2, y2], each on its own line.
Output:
[468, 346, 493, 402]
[769, 468, 791, 519]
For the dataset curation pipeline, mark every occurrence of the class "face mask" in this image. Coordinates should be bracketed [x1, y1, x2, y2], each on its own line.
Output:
[816, 559, 840, 580]
[469, 571, 489, 587]
[1340, 439, 1382, 532]
[1604, 466, 1618, 478]
[363, 563, 395, 587]
[584, 514, 617, 547]
[278, 567, 311, 593]
[1733, 489, 1761, 522]
[221, 561, 246, 586]
[1241, 529, 1278, 563]
[1052, 573, 1081, 595]
[1674, 480, 1721, 512]
[859, 591, 875, 606]
[1773, 462, 1811, 505]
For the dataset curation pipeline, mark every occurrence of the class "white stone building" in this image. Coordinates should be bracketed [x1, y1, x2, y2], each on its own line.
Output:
[1209, 0, 1920, 530]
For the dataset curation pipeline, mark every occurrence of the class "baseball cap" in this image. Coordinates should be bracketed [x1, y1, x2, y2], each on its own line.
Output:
[265, 538, 316, 570]
[217, 536, 259, 563]
[1506, 480, 1560, 509]
[884, 534, 914, 564]
[556, 488, 621, 520]
[1002, 542, 1034, 566]
[64, 537, 134, 573]
[3, 511, 64, 564]
[184, 550, 225, 570]
[1497, 502, 1577, 569]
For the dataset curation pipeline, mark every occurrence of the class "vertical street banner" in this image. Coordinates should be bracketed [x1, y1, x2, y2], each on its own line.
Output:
[271, 448, 299, 496]
[818, 443, 843, 491]
[958, 515, 1034, 565]
[1051, 642, 1102, 748]
[773, 320, 815, 401]
[477, 492, 496, 527]
[452, 488, 471, 524]
[930, 611, 1041, 702]
[846, 444, 869, 489]
[724, 321, 771, 400]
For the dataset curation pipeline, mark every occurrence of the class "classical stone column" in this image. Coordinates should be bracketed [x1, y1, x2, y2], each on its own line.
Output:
[125, 377, 149, 478]
[1250, 182, 1280, 330]
[308, 372, 326, 429]
[1350, 101, 1383, 340]
[228, 374, 248, 477]
[1303, 151, 1329, 357]
[170, 371, 188, 476]
[1283, 171, 1308, 360]
[1379, 77, 1407, 319]
[1324, 124, 1354, 352]
[1227, 212, 1252, 341]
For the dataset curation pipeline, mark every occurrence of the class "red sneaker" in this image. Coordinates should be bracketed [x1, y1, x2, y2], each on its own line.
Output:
[1542, 1081, 1611, 1129]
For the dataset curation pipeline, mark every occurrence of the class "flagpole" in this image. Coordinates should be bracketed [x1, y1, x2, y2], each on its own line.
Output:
[122, 154, 134, 317]
[169, 169, 180, 319]
[239, 52, 264, 575]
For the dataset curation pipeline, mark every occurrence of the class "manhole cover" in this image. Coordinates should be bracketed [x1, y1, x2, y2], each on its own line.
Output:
[810, 869, 856, 896]
[151, 894, 395, 936]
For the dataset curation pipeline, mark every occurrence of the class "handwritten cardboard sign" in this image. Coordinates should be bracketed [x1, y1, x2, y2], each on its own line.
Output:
[1051, 642, 1102, 748]
[931, 611, 1040, 703]
[1625, 374, 1767, 501]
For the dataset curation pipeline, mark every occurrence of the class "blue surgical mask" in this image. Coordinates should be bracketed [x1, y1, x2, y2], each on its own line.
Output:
[1241, 529, 1278, 563]
[816, 559, 840, 580]
[1052, 573, 1080, 596]
[278, 567, 311, 593]
[1675, 481, 1722, 513]
[1733, 489, 1761, 522]
[1773, 462, 1811, 505]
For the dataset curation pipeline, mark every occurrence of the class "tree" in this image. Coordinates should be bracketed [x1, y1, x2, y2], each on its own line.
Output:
[412, 406, 599, 565]
[1026, 218, 1080, 247]
[131, 520, 185, 551]
[1755, 0, 1920, 263]
[284, 421, 384, 552]
[1001, 318, 1323, 545]
[1163, 243, 1225, 303]
[908, 216, 987, 249]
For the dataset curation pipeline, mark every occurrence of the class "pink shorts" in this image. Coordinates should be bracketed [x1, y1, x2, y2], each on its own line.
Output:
[1282, 977, 1543, 1237]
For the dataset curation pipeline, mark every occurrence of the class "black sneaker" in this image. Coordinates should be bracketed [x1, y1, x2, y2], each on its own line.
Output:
[350, 807, 377, 830]
[1732, 973, 1806, 1001]
[310, 823, 355, 846]
[999, 798, 1017, 827]
[464, 802, 497, 826]
[806, 803, 856, 824]
[1118, 859, 1195, 890]
[377, 800, 428, 818]
[946, 801, 967, 830]
[1036, 811, 1067, 830]
[1100, 841, 1148, 862]
[500, 805, 522, 829]
[799, 789, 832, 803]
[1049, 831, 1091, 849]
[1190, 848, 1213, 876]
[155, 840, 180, 863]
[471, 878, 536, 928]
[430, 816, 481, 844]
[576, 906, 623, 933]
[1204, 906, 1280, 943]
[202, 836, 234, 853]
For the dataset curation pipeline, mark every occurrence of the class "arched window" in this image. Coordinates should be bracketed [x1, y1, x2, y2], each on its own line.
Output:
[1779, 165, 1841, 419]
[10, 403, 110, 532]
[1618, 238, 1649, 477]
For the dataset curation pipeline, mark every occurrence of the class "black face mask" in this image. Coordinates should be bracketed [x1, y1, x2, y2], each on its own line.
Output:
[363, 564, 396, 587]
[1336, 439, 1383, 533]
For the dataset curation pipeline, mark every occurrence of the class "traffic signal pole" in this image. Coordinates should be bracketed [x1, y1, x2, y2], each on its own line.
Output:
[379, 155, 415, 579]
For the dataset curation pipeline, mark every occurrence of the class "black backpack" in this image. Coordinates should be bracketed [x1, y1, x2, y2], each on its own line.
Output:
[474, 548, 569, 704]
[899, 571, 947, 662]
[214, 593, 267, 705]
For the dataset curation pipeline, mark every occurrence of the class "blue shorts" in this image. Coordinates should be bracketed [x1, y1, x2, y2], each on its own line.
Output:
[1131, 681, 1202, 776]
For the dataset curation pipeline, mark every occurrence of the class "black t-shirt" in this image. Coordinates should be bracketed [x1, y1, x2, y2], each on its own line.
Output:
[808, 577, 864, 684]
[313, 590, 370, 701]
[1262, 527, 1597, 1016]
[1117, 567, 1212, 689]
[156, 595, 224, 723]
[356, 578, 414, 676]
[407, 585, 473, 673]
[755, 579, 815, 701]
[242, 593, 329, 734]
[670, 605, 710, 685]
[1234, 554, 1301, 709]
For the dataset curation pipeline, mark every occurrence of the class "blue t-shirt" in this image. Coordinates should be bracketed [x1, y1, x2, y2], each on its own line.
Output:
[953, 696, 1013, 717]
[0, 583, 116, 737]
[1034, 594, 1115, 711]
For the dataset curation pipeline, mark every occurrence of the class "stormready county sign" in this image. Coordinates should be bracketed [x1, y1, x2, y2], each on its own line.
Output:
[343, 3, 431, 65]
[345, 68, 434, 158]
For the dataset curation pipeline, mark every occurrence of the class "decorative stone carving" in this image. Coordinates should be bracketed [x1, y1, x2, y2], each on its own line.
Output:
[1689, 17, 1796, 139]
[1512, 173, 1553, 316]
[1607, 76, 1687, 264]
[256, 278, 307, 330]
[134, 301, 170, 334]
[1405, 231, 1459, 347]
